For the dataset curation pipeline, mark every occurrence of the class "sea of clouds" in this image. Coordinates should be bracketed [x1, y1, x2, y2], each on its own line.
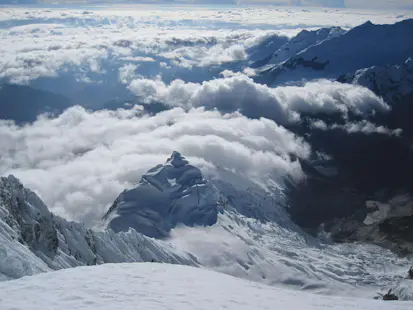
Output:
[0, 5, 409, 227]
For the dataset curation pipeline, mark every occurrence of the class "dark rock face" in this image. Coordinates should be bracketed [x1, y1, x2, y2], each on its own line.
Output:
[284, 57, 329, 71]
[383, 289, 399, 301]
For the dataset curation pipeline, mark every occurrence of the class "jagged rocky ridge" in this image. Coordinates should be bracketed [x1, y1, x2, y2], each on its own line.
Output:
[0, 175, 197, 281]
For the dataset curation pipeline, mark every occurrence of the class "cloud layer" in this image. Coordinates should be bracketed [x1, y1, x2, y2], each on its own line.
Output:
[0, 6, 411, 85]
[0, 106, 309, 227]
[127, 75, 389, 125]
[0, 5, 406, 230]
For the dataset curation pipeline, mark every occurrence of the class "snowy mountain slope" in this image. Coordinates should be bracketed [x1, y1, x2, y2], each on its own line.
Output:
[169, 210, 413, 299]
[0, 175, 197, 281]
[251, 26, 346, 70]
[339, 57, 413, 103]
[257, 19, 413, 86]
[0, 263, 412, 310]
[101, 152, 413, 298]
[1, 155, 412, 300]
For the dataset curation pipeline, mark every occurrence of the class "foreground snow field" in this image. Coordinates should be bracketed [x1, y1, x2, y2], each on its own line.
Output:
[0, 263, 411, 310]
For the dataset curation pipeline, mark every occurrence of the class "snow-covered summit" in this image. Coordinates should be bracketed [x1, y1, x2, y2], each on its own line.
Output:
[103, 151, 220, 238]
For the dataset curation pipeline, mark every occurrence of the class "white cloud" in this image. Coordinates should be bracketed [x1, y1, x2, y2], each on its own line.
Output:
[243, 67, 257, 77]
[127, 75, 389, 124]
[0, 106, 309, 227]
[118, 63, 139, 84]
[120, 56, 156, 62]
[310, 119, 402, 135]
[0, 6, 411, 83]
[333, 120, 402, 135]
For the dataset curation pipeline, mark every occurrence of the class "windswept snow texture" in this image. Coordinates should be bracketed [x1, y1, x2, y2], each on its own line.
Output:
[0, 263, 412, 310]
[103, 151, 220, 238]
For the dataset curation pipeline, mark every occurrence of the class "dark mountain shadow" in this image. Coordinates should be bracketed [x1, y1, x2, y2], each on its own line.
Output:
[0, 83, 72, 124]
[284, 91, 413, 253]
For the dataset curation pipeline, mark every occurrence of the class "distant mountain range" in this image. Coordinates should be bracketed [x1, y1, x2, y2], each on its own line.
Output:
[254, 19, 413, 87]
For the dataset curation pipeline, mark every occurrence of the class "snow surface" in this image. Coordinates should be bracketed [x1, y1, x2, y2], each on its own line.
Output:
[0, 263, 412, 310]
[2, 161, 413, 300]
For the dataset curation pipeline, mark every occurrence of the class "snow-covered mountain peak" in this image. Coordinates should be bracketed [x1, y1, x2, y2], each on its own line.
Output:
[256, 19, 413, 86]
[143, 151, 205, 193]
[167, 151, 189, 168]
[359, 20, 374, 28]
[103, 152, 220, 238]
[252, 26, 346, 69]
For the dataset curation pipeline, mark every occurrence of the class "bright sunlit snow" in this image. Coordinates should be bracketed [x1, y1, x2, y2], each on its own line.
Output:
[0, 263, 411, 310]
